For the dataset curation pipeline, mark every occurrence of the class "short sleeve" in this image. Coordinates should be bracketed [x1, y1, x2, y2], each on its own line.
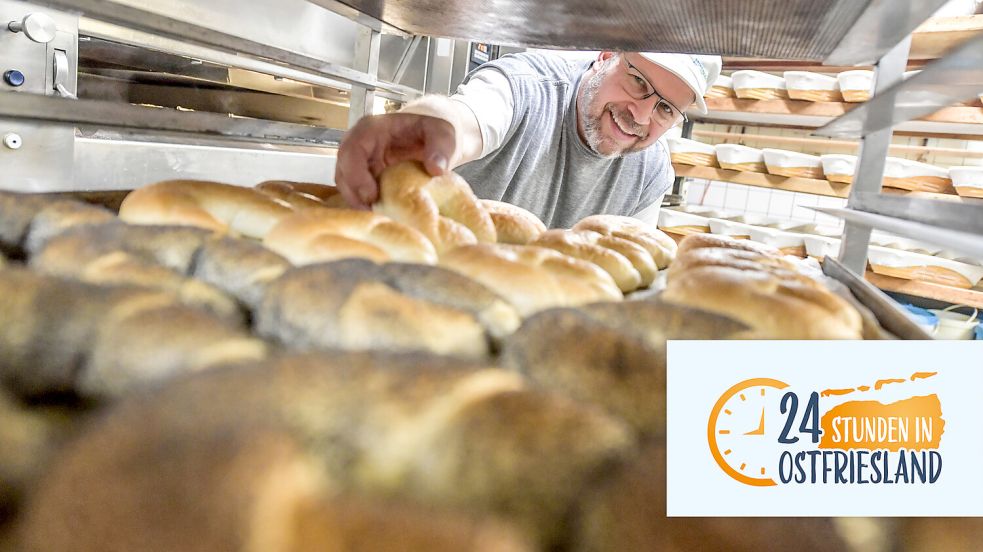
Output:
[450, 68, 515, 159]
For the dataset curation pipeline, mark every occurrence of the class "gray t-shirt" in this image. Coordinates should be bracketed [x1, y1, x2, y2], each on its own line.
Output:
[454, 52, 674, 229]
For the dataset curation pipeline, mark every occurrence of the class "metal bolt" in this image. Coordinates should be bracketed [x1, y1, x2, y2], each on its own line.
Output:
[3, 133, 23, 150]
[7, 13, 57, 44]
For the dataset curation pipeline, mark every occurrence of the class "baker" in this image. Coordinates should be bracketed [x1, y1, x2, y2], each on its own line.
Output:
[335, 50, 721, 228]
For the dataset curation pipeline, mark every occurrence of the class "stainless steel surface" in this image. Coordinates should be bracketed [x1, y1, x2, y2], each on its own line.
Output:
[850, 193, 983, 235]
[823, 0, 948, 66]
[348, 26, 380, 128]
[31, 0, 416, 97]
[72, 136, 336, 191]
[814, 206, 983, 260]
[822, 257, 933, 340]
[0, 119, 75, 192]
[3, 132, 23, 149]
[837, 37, 911, 275]
[817, 30, 983, 138]
[391, 35, 422, 84]
[331, 0, 933, 62]
[0, 91, 345, 146]
[1, 0, 77, 96]
[8, 11, 56, 43]
[424, 37, 455, 95]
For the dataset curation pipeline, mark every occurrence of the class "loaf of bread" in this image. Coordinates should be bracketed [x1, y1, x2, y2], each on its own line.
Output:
[572, 214, 677, 269]
[263, 209, 438, 265]
[23, 352, 632, 548]
[481, 200, 546, 245]
[375, 161, 497, 253]
[503, 300, 747, 436]
[440, 243, 623, 316]
[119, 180, 295, 238]
[530, 229, 657, 292]
[190, 236, 292, 312]
[257, 260, 521, 358]
[0, 267, 266, 399]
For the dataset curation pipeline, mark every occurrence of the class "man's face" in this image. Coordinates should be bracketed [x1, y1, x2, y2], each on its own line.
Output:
[578, 52, 696, 158]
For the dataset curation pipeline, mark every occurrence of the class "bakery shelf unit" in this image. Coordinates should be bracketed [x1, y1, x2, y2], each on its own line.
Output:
[677, 12, 983, 311]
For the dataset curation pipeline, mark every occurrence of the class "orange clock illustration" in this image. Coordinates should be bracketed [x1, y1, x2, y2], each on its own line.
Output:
[707, 377, 789, 487]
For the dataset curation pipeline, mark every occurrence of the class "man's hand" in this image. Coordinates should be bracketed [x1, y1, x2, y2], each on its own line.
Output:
[334, 113, 457, 210]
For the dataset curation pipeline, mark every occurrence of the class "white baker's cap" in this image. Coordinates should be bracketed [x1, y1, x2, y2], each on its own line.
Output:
[638, 53, 722, 115]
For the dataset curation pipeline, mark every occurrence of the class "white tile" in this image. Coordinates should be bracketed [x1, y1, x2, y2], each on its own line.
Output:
[792, 193, 819, 207]
[724, 185, 749, 211]
[767, 190, 794, 218]
[703, 182, 726, 207]
[818, 196, 847, 209]
[815, 213, 843, 227]
[684, 180, 706, 203]
[747, 189, 771, 213]
[792, 204, 818, 222]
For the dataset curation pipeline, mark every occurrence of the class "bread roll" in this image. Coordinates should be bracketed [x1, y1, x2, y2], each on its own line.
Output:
[0, 191, 57, 258]
[572, 214, 676, 269]
[255, 180, 333, 210]
[0, 267, 265, 399]
[481, 200, 546, 245]
[191, 236, 292, 312]
[661, 266, 863, 339]
[0, 389, 65, 522]
[440, 244, 623, 316]
[571, 443, 850, 552]
[676, 232, 782, 258]
[32, 227, 243, 325]
[257, 260, 520, 358]
[531, 229, 655, 292]
[665, 246, 808, 284]
[503, 300, 748, 436]
[263, 209, 437, 265]
[23, 200, 117, 256]
[257, 180, 345, 203]
[375, 161, 496, 253]
[119, 180, 295, 238]
[23, 352, 631, 548]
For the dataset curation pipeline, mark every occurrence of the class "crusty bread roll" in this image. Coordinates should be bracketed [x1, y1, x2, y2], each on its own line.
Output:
[0, 267, 266, 399]
[531, 229, 658, 292]
[257, 260, 520, 357]
[481, 200, 547, 245]
[32, 225, 243, 325]
[675, 232, 782, 258]
[665, 246, 809, 285]
[503, 300, 747, 437]
[0, 191, 55, 258]
[571, 443, 850, 552]
[119, 180, 295, 238]
[662, 265, 862, 339]
[263, 209, 438, 265]
[572, 214, 676, 269]
[23, 200, 117, 256]
[375, 161, 496, 254]
[255, 180, 348, 210]
[440, 244, 623, 316]
[191, 236, 292, 312]
[23, 352, 631, 548]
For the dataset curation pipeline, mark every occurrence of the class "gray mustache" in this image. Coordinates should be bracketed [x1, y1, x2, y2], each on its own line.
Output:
[608, 106, 647, 138]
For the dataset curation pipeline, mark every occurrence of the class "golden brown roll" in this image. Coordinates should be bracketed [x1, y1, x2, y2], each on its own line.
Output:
[119, 179, 295, 238]
[23, 199, 117, 256]
[661, 265, 863, 339]
[675, 232, 783, 258]
[440, 243, 623, 316]
[0, 190, 56, 258]
[263, 209, 438, 265]
[257, 180, 346, 203]
[665, 246, 809, 285]
[481, 200, 547, 245]
[257, 259, 521, 357]
[375, 161, 497, 254]
[0, 267, 266, 399]
[572, 214, 676, 269]
[503, 300, 748, 437]
[571, 443, 850, 552]
[531, 229, 660, 291]
[190, 236, 293, 312]
[22, 352, 631, 549]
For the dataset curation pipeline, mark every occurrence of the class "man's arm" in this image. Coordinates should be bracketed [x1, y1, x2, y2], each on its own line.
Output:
[334, 69, 514, 209]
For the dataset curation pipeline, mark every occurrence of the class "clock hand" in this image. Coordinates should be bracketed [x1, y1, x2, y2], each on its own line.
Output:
[744, 407, 766, 436]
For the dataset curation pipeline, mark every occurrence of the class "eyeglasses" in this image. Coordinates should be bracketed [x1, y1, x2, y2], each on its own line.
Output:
[619, 55, 688, 127]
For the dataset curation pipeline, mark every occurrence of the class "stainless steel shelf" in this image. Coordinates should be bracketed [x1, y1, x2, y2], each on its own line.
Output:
[0, 91, 345, 147]
[30, 0, 418, 98]
[813, 204, 983, 260]
[327, 0, 944, 62]
[817, 31, 983, 138]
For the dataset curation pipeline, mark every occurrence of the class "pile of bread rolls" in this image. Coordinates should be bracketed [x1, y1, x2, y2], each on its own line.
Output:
[0, 165, 930, 552]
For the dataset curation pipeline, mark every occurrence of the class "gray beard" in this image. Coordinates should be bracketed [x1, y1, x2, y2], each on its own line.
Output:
[579, 69, 619, 159]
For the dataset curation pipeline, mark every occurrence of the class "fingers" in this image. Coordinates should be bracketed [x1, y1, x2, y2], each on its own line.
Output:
[335, 113, 458, 209]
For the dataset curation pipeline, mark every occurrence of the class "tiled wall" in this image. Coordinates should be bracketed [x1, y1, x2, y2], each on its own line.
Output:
[678, 122, 983, 228]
